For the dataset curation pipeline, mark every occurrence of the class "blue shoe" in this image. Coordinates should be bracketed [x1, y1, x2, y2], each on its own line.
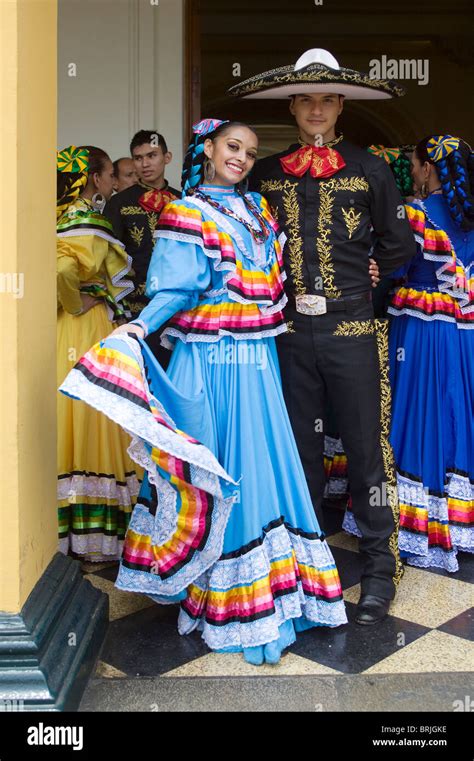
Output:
[263, 640, 281, 665]
[243, 646, 264, 666]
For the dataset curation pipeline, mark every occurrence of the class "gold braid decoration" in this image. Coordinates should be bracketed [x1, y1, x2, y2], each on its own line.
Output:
[230, 66, 405, 98]
[333, 319, 375, 336]
[332, 317, 404, 586]
[342, 207, 362, 239]
[147, 212, 158, 236]
[318, 177, 370, 299]
[375, 318, 404, 586]
[120, 205, 146, 215]
[317, 183, 341, 298]
[261, 179, 306, 296]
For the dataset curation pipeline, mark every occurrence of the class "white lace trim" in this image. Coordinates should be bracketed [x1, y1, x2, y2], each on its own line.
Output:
[57, 473, 141, 504]
[175, 522, 347, 649]
[160, 322, 289, 350]
[109, 252, 135, 303]
[412, 200, 473, 312]
[59, 534, 124, 561]
[126, 437, 179, 546]
[342, 510, 362, 538]
[387, 304, 472, 328]
[115, 488, 236, 595]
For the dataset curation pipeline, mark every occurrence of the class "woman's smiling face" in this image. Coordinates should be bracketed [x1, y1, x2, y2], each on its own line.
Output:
[204, 126, 258, 186]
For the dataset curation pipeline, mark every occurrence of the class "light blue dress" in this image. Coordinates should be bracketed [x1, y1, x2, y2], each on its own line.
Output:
[61, 184, 348, 662]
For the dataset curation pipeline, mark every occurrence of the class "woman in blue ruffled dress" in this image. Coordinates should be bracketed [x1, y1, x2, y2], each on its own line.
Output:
[344, 135, 474, 572]
[60, 118, 348, 665]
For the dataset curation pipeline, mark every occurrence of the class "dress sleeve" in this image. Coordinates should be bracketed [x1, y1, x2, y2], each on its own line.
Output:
[57, 235, 110, 314]
[367, 161, 417, 277]
[131, 236, 212, 337]
[57, 239, 83, 314]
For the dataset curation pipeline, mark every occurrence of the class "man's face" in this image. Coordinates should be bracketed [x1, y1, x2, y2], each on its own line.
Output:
[114, 158, 138, 192]
[289, 93, 343, 142]
[132, 143, 172, 185]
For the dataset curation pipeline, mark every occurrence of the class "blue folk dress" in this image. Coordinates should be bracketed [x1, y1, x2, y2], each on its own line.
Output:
[60, 184, 347, 660]
[344, 197, 474, 571]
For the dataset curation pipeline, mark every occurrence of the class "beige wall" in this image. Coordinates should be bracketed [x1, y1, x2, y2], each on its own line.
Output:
[58, 0, 185, 189]
[0, 0, 58, 613]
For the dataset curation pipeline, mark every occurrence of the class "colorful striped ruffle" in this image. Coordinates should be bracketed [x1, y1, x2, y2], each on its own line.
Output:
[177, 518, 346, 650]
[59, 334, 239, 593]
[388, 286, 474, 327]
[404, 203, 474, 314]
[343, 470, 474, 572]
[162, 301, 288, 348]
[58, 470, 141, 560]
[156, 197, 287, 313]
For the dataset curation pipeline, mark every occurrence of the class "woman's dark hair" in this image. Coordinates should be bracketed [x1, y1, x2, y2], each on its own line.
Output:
[57, 146, 110, 220]
[415, 136, 474, 231]
[181, 121, 258, 196]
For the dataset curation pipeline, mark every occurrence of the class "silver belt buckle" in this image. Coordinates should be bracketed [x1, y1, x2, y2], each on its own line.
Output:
[295, 294, 327, 316]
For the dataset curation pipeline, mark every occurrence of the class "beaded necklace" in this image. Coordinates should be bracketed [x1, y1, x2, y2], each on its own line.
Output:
[190, 188, 270, 243]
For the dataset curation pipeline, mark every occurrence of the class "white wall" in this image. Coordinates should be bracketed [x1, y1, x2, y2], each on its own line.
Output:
[58, 0, 185, 188]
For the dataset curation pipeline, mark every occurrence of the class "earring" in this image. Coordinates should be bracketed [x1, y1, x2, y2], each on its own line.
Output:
[203, 158, 216, 182]
[420, 183, 428, 199]
[91, 192, 106, 213]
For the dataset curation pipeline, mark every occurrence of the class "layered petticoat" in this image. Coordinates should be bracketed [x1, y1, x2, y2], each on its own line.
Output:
[59, 332, 347, 653]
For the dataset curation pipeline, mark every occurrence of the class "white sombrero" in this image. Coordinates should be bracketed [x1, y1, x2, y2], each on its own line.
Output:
[228, 48, 405, 101]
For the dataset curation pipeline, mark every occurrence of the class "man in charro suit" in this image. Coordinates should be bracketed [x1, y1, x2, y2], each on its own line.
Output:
[229, 49, 417, 625]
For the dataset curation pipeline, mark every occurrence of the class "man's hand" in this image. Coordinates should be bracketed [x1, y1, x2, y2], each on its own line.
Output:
[369, 258, 380, 288]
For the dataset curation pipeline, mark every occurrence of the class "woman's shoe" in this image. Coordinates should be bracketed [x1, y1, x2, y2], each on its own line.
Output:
[263, 640, 282, 664]
[243, 646, 264, 666]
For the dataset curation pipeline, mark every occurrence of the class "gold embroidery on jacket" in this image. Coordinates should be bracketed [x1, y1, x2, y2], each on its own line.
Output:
[342, 207, 362, 239]
[318, 177, 369, 299]
[130, 224, 144, 246]
[121, 205, 146, 215]
[147, 212, 158, 236]
[261, 179, 305, 296]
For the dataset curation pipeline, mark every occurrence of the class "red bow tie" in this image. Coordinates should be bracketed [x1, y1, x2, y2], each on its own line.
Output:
[139, 188, 175, 213]
[280, 144, 346, 179]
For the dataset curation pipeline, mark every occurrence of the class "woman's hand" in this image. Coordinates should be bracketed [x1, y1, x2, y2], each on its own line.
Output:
[79, 293, 102, 314]
[369, 258, 380, 288]
[108, 322, 145, 340]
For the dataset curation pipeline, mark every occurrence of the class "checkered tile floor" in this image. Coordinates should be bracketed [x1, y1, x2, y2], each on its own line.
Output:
[81, 505, 473, 679]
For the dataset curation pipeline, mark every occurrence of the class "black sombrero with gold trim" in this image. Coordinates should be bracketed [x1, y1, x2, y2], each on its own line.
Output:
[228, 49, 405, 101]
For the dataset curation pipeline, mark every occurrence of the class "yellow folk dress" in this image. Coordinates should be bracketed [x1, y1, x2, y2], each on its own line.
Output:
[57, 197, 142, 561]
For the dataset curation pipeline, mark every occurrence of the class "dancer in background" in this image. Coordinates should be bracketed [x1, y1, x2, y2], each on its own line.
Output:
[57, 145, 141, 561]
[344, 135, 474, 571]
[60, 120, 347, 665]
[104, 130, 179, 368]
[112, 157, 138, 193]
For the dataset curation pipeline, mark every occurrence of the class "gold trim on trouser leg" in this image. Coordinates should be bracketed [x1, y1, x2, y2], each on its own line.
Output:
[332, 317, 404, 587]
[374, 318, 404, 587]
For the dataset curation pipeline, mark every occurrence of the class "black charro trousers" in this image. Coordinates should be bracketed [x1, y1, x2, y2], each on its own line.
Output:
[276, 299, 403, 600]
